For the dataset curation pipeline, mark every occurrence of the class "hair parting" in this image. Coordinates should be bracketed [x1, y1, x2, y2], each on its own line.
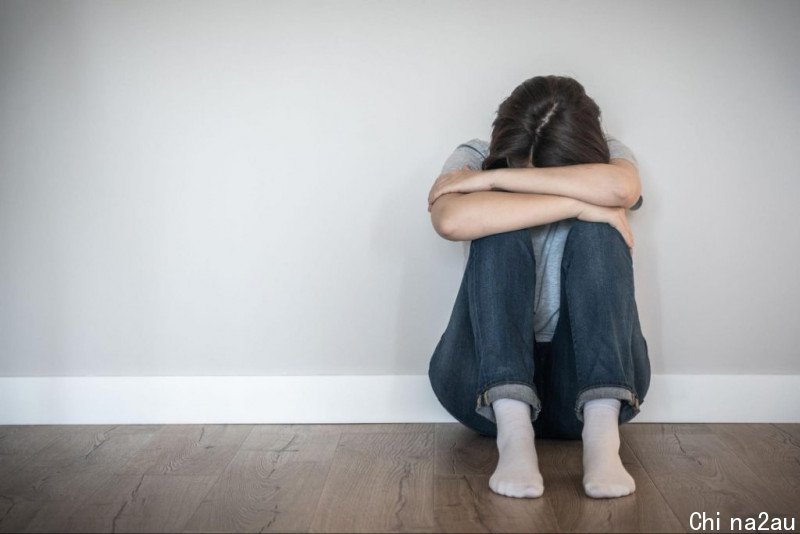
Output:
[481, 75, 610, 171]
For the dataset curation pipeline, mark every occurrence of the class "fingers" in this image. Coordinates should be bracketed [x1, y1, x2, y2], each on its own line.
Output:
[428, 177, 447, 206]
[428, 165, 470, 208]
[604, 217, 635, 252]
[427, 191, 437, 211]
[427, 165, 472, 212]
[613, 216, 634, 250]
[428, 187, 439, 207]
[618, 210, 634, 250]
[621, 221, 633, 249]
[428, 190, 439, 209]
[624, 226, 634, 250]
[427, 189, 440, 211]
[617, 226, 633, 249]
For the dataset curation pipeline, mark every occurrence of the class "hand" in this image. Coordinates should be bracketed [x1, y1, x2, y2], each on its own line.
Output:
[427, 165, 491, 212]
[575, 203, 635, 251]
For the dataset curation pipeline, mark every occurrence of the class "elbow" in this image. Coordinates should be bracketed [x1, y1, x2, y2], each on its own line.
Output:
[616, 180, 642, 209]
[609, 161, 642, 209]
[431, 204, 449, 238]
[430, 193, 470, 241]
[431, 207, 463, 241]
[618, 188, 639, 209]
[433, 213, 460, 241]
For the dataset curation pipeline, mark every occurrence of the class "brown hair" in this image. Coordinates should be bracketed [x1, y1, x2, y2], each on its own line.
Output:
[481, 75, 610, 171]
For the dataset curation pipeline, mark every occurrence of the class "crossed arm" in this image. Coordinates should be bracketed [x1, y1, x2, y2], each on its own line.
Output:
[429, 159, 641, 242]
[491, 158, 641, 209]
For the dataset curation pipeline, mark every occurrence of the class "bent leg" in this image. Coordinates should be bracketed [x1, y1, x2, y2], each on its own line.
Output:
[542, 220, 646, 497]
[535, 220, 652, 439]
[428, 228, 543, 437]
[428, 269, 497, 437]
[552, 219, 652, 430]
[468, 229, 542, 425]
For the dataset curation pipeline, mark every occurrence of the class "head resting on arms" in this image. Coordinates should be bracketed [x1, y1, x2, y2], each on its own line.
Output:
[482, 75, 610, 171]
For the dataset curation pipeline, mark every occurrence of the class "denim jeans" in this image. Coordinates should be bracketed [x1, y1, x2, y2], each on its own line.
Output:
[428, 220, 651, 440]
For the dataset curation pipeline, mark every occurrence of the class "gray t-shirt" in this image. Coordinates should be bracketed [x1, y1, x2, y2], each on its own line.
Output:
[437, 134, 641, 343]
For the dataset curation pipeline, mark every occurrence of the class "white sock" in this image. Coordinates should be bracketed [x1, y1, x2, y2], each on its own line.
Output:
[488, 397, 544, 498]
[581, 397, 636, 498]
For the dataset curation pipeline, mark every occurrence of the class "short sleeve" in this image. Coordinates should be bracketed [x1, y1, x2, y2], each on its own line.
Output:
[437, 140, 487, 262]
[439, 140, 486, 175]
[606, 134, 643, 211]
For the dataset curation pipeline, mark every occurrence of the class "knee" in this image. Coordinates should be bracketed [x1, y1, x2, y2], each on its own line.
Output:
[469, 228, 531, 255]
[468, 229, 534, 274]
[563, 221, 631, 269]
[566, 220, 626, 250]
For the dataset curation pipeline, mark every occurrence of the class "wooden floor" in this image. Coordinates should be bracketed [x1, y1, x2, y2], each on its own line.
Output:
[0, 423, 798, 533]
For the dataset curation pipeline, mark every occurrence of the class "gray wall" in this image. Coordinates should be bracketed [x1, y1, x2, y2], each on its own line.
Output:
[1, 0, 798, 377]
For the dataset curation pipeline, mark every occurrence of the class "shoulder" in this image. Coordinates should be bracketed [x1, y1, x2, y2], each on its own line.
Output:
[440, 138, 488, 175]
[457, 138, 489, 158]
[604, 133, 638, 164]
[605, 133, 643, 211]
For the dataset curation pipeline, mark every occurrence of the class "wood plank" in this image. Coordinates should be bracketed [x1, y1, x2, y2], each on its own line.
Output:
[240, 423, 430, 440]
[0, 423, 71, 530]
[0, 423, 796, 533]
[617, 439, 688, 533]
[0, 426, 67, 481]
[433, 423, 496, 476]
[309, 431, 434, 533]
[773, 423, 800, 444]
[62, 475, 153, 533]
[709, 424, 800, 510]
[328, 424, 432, 433]
[239, 423, 342, 451]
[0, 425, 159, 532]
[182, 425, 342, 533]
[434, 422, 681, 532]
[433, 422, 560, 533]
[62, 474, 218, 533]
[0, 425, 156, 500]
[17, 425, 135, 467]
[0, 498, 43, 534]
[621, 422, 714, 435]
[540, 435, 684, 533]
[433, 473, 558, 533]
[623, 423, 795, 532]
[116, 424, 253, 476]
[105, 424, 165, 435]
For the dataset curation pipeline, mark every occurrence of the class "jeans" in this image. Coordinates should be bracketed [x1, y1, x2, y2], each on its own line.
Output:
[428, 220, 651, 440]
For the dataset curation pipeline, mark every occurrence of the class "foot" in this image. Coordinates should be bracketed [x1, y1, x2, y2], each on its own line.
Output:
[488, 397, 544, 498]
[581, 398, 636, 498]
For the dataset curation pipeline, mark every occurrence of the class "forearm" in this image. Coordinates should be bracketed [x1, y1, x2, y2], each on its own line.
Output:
[437, 190, 582, 242]
[489, 164, 629, 208]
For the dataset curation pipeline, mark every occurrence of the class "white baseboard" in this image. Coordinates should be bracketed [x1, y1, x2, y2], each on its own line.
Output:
[0, 374, 798, 425]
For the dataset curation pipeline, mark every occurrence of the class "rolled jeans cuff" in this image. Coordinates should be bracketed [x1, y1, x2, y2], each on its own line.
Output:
[575, 385, 641, 423]
[475, 382, 542, 424]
